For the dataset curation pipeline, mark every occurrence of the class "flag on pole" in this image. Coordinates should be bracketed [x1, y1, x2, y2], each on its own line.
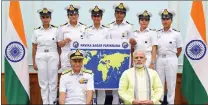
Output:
[4, 1, 30, 104]
[182, 1, 208, 104]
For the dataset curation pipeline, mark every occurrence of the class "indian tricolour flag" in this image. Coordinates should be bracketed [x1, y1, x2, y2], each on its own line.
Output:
[182, 1, 208, 104]
[4, 1, 30, 104]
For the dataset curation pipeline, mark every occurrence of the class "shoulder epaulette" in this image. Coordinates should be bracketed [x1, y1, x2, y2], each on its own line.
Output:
[62, 69, 72, 75]
[126, 21, 133, 25]
[79, 22, 87, 26]
[134, 30, 139, 32]
[51, 24, 58, 28]
[60, 22, 68, 27]
[34, 26, 41, 30]
[172, 29, 180, 32]
[150, 29, 156, 31]
[108, 21, 115, 25]
[83, 69, 93, 74]
[85, 25, 92, 30]
[157, 29, 162, 32]
[102, 25, 109, 28]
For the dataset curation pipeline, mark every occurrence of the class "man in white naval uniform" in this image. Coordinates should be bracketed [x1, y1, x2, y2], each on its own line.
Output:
[57, 4, 86, 71]
[59, 49, 94, 104]
[129, 10, 158, 69]
[156, 9, 182, 104]
[32, 8, 60, 104]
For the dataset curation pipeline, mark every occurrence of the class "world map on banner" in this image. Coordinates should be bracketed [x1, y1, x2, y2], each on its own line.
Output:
[71, 39, 131, 89]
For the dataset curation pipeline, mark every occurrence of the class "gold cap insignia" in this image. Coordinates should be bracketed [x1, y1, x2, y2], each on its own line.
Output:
[143, 10, 149, 16]
[94, 6, 99, 12]
[75, 49, 81, 55]
[69, 5, 75, 11]
[42, 8, 48, 13]
[118, 3, 124, 9]
[163, 9, 169, 15]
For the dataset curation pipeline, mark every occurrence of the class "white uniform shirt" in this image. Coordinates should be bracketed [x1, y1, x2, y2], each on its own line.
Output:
[133, 28, 158, 54]
[59, 69, 94, 104]
[108, 20, 133, 39]
[31, 25, 58, 51]
[157, 28, 183, 55]
[57, 22, 86, 51]
[84, 25, 110, 39]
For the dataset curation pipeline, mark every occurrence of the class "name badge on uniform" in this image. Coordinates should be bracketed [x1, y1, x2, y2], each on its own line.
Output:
[122, 32, 127, 37]
[79, 78, 88, 84]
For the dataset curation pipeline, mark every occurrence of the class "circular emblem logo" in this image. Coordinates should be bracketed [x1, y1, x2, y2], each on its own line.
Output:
[5, 41, 25, 62]
[73, 41, 79, 48]
[122, 42, 128, 48]
[185, 40, 206, 60]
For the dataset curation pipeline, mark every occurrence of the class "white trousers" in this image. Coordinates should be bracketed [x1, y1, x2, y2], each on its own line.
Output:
[36, 52, 59, 104]
[156, 55, 178, 104]
[97, 90, 119, 104]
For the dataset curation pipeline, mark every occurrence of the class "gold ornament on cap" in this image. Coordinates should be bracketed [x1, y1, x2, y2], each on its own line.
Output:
[93, 6, 99, 12]
[42, 8, 48, 13]
[163, 9, 169, 15]
[69, 5, 75, 11]
[75, 49, 81, 55]
[143, 10, 149, 16]
[118, 3, 124, 9]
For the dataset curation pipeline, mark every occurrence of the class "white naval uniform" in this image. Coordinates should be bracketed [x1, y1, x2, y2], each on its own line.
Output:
[32, 25, 59, 104]
[95, 20, 134, 104]
[156, 28, 182, 104]
[59, 69, 94, 104]
[84, 25, 110, 40]
[133, 28, 158, 67]
[57, 22, 86, 70]
[108, 20, 134, 40]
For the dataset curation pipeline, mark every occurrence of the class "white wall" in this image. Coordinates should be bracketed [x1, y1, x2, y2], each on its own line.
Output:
[2, 1, 208, 73]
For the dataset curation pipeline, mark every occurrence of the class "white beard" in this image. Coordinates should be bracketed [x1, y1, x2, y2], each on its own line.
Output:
[134, 64, 144, 69]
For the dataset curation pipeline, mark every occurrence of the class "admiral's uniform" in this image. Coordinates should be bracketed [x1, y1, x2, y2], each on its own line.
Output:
[133, 10, 158, 67]
[59, 50, 94, 104]
[57, 5, 86, 70]
[156, 9, 183, 104]
[31, 8, 59, 104]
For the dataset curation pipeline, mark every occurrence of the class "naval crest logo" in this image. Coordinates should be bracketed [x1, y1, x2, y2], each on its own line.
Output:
[185, 40, 206, 60]
[122, 42, 128, 48]
[73, 41, 79, 48]
[5, 41, 25, 62]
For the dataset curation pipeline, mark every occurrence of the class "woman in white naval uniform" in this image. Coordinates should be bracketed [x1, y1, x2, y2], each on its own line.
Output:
[32, 8, 60, 104]
[104, 3, 134, 105]
[57, 4, 86, 71]
[83, 6, 110, 105]
[156, 9, 182, 104]
[129, 10, 158, 69]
